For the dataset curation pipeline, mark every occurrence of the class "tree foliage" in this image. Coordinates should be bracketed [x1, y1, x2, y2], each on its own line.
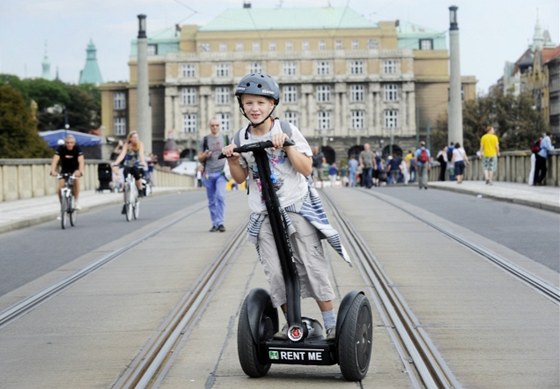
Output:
[0, 74, 101, 132]
[0, 84, 53, 158]
[431, 89, 548, 155]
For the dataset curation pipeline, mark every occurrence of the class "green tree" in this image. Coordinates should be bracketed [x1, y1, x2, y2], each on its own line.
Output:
[0, 84, 53, 158]
[431, 89, 549, 154]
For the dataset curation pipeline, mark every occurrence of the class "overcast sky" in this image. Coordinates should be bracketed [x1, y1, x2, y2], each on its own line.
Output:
[1, 0, 558, 94]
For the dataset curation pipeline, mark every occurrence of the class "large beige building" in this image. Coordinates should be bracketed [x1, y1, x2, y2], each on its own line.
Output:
[100, 4, 476, 163]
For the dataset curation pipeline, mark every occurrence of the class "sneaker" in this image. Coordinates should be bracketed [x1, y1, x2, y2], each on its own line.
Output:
[274, 323, 289, 340]
[326, 327, 336, 341]
[209, 226, 218, 232]
[218, 224, 226, 232]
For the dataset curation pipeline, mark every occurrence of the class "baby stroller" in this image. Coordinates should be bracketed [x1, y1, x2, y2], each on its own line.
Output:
[97, 163, 113, 192]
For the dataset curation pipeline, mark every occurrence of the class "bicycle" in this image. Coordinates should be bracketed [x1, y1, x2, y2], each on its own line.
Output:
[57, 173, 77, 229]
[123, 172, 140, 221]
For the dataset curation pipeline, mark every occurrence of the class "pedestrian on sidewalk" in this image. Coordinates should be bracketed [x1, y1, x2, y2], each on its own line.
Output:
[198, 117, 229, 232]
[415, 141, 431, 189]
[534, 131, 555, 186]
[479, 126, 500, 185]
[359, 143, 376, 188]
[222, 73, 350, 340]
[452, 142, 469, 184]
[50, 134, 85, 209]
[436, 145, 448, 181]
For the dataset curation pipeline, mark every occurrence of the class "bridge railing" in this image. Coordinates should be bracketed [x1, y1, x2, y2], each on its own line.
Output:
[428, 150, 559, 186]
[0, 159, 195, 202]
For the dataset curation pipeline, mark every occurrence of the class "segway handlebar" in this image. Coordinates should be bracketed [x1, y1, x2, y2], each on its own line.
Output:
[218, 139, 295, 159]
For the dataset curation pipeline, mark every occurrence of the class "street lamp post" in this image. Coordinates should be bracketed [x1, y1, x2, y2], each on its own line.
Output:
[448, 5, 464, 146]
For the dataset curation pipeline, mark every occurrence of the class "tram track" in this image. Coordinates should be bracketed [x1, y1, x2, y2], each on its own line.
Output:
[322, 190, 460, 389]
[0, 203, 207, 329]
[360, 189, 560, 304]
[112, 222, 247, 389]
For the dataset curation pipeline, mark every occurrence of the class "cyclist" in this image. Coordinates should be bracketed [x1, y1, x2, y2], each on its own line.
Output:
[112, 131, 147, 212]
[50, 134, 85, 209]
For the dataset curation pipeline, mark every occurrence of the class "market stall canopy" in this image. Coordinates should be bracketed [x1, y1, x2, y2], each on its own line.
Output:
[40, 129, 102, 147]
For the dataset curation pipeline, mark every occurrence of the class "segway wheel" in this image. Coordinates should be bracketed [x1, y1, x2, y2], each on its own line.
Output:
[237, 291, 274, 378]
[338, 293, 373, 381]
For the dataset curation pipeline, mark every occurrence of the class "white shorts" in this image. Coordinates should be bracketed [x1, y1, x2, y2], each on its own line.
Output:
[257, 212, 335, 308]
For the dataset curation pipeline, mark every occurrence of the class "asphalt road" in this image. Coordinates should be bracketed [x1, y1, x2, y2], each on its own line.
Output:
[0, 191, 206, 296]
[375, 186, 560, 272]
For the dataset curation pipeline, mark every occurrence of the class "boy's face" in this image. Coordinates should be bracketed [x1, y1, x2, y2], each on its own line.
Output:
[241, 94, 275, 123]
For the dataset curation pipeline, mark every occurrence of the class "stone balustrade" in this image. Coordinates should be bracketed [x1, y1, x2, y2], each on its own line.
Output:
[0, 159, 195, 202]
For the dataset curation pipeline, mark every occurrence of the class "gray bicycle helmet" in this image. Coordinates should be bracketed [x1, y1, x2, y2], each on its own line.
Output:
[235, 73, 280, 105]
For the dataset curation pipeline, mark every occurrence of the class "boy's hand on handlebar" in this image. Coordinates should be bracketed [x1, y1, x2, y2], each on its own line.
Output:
[272, 133, 291, 149]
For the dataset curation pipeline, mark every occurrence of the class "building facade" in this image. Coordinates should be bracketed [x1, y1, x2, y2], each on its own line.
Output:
[100, 5, 476, 163]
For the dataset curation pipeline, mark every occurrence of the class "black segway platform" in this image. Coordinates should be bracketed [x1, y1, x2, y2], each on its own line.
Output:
[224, 140, 373, 381]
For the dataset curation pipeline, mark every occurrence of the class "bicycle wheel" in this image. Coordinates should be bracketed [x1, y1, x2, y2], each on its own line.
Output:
[60, 196, 68, 229]
[133, 199, 140, 220]
[69, 195, 76, 227]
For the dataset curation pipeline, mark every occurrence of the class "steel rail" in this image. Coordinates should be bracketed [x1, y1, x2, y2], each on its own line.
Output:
[0, 204, 206, 329]
[322, 191, 460, 388]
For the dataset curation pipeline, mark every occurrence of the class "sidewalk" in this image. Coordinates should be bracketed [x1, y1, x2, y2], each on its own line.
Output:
[0, 187, 186, 234]
[428, 180, 560, 213]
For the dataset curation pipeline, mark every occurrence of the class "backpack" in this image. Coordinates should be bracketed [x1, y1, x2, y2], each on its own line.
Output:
[531, 139, 541, 153]
[418, 148, 429, 163]
[446, 146, 454, 161]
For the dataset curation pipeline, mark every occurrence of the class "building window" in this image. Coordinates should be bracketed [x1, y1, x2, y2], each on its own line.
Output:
[383, 60, 398, 74]
[384, 109, 398, 128]
[217, 112, 230, 133]
[181, 87, 197, 105]
[317, 111, 331, 130]
[215, 63, 230, 77]
[113, 92, 126, 110]
[351, 40, 359, 49]
[114, 117, 126, 136]
[200, 43, 210, 52]
[335, 40, 343, 50]
[268, 42, 277, 51]
[319, 40, 326, 50]
[350, 84, 365, 102]
[235, 42, 244, 52]
[316, 61, 330, 76]
[219, 43, 227, 52]
[302, 41, 309, 51]
[283, 61, 297, 76]
[316, 85, 332, 102]
[215, 87, 231, 105]
[284, 111, 298, 128]
[182, 113, 197, 133]
[419, 39, 433, 50]
[181, 63, 196, 78]
[249, 62, 262, 74]
[384, 84, 399, 101]
[282, 85, 298, 103]
[147, 44, 158, 56]
[285, 41, 293, 52]
[252, 41, 260, 52]
[368, 39, 379, 49]
[350, 60, 364, 75]
[351, 110, 365, 129]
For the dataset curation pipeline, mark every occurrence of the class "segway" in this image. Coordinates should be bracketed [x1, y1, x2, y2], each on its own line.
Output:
[222, 140, 373, 381]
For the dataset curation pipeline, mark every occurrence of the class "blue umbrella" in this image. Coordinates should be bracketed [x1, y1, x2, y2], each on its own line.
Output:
[39, 129, 102, 147]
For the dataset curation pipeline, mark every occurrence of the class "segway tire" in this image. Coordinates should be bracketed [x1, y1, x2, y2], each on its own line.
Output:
[237, 295, 272, 377]
[338, 293, 373, 381]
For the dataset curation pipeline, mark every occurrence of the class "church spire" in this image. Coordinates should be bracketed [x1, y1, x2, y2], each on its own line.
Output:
[79, 39, 103, 85]
[41, 41, 52, 80]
